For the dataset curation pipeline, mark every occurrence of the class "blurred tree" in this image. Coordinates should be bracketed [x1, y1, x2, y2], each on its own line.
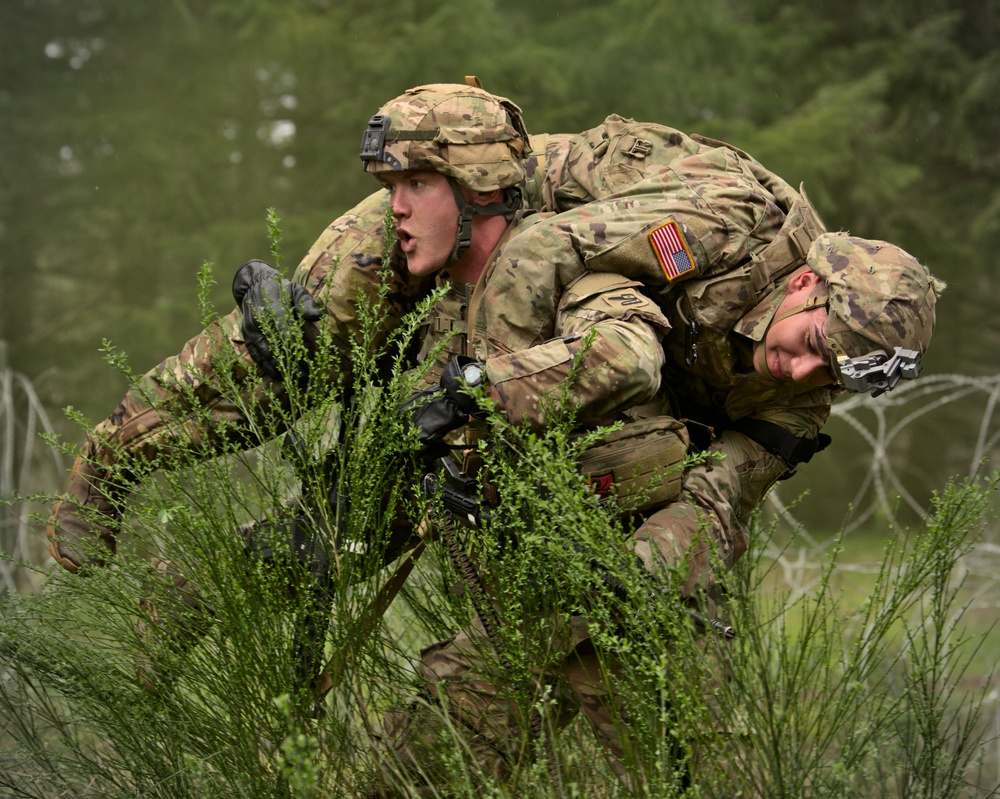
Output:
[1, 0, 996, 493]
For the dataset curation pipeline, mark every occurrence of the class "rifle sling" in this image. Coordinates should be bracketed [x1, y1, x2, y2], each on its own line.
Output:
[313, 538, 427, 702]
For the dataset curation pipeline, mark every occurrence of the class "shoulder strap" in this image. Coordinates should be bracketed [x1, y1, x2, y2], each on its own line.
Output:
[749, 185, 826, 298]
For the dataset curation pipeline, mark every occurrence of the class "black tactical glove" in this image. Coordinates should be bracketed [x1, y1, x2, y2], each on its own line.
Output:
[401, 387, 469, 465]
[440, 356, 487, 418]
[232, 259, 323, 381]
[401, 356, 487, 465]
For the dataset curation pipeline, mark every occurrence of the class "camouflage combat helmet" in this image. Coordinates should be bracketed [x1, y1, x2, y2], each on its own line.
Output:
[807, 233, 941, 392]
[360, 78, 529, 262]
[360, 78, 529, 192]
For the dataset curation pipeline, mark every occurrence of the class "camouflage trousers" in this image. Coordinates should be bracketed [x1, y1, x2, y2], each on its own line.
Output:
[378, 613, 616, 791]
[376, 611, 736, 796]
[375, 507, 744, 795]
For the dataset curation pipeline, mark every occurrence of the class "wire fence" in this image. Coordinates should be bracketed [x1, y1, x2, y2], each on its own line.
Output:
[773, 372, 1000, 530]
[0, 342, 64, 595]
[766, 371, 1000, 792]
[767, 371, 1000, 594]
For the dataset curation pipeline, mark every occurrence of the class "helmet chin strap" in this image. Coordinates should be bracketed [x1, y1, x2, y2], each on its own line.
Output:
[446, 178, 522, 264]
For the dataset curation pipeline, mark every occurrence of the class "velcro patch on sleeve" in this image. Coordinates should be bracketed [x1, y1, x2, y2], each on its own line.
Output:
[586, 472, 615, 498]
[649, 220, 696, 281]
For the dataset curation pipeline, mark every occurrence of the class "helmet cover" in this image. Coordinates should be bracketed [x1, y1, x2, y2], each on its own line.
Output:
[360, 83, 528, 192]
[806, 233, 940, 381]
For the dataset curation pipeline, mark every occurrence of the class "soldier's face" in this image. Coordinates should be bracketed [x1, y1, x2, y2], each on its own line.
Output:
[755, 271, 835, 387]
[380, 170, 458, 277]
[757, 307, 834, 386]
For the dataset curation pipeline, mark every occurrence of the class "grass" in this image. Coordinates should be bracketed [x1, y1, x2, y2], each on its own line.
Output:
[741, 509, 1000, 797]
[3, 452, 998, 797]
[762, 525, 999, 693]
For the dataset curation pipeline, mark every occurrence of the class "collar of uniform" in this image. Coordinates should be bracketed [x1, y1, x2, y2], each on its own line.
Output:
[471, 210, 534, 288]
[465, 213, 542, 350]
[733, 283, 788, 343]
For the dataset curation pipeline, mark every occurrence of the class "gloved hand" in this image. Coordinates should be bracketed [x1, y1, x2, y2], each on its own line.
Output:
[401, 387, 469, 465]
[401, 356, 487, 465]
[232, 259, 323, 381]
[47, 456, 125, 573]
[439, 355, 487, 418]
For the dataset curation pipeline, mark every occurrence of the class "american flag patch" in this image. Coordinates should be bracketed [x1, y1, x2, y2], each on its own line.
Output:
[649, 220, 696, 281]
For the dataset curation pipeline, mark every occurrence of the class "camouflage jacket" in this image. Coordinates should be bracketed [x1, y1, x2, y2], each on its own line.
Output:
[472, 213, 669, 428]
[83, 116, 714, 465]
[477, 142, 835, 546]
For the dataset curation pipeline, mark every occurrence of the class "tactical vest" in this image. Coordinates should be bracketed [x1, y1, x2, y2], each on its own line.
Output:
[414, 281, 475, 391]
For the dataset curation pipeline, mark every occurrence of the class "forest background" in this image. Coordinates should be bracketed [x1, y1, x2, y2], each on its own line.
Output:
[3, 0, 1000, 535]
[1, 0, 1000, 796]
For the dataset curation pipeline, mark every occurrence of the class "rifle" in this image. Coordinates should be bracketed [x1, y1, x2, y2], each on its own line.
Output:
[421, 455, 493, 527]
[242, 429, 338, 719]
[289, 441, 735, 717]
[314, 455, 492, 704]
[245, 451, 451, 710]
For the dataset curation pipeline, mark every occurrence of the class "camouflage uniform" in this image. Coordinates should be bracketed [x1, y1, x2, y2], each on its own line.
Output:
[377, 143, 823, 788]
[48, 114, 784, 571]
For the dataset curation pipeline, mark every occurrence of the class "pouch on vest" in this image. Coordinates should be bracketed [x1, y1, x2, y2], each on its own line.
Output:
[577, 415, 690, 513]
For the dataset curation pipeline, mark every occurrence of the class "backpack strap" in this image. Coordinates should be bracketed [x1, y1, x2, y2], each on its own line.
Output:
[749, 185, 826, 298]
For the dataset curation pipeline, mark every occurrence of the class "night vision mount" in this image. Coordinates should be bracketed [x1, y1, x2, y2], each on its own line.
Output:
[837, 347, 922, 397]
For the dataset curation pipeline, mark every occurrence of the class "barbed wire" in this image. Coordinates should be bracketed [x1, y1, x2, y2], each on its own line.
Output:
[769, 372, 1000, 532]
[765, 372, 1000, 606]
[0, 342, 65, 595]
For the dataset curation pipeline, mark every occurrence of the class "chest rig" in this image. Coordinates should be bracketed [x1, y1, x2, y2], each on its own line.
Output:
[414, 281, 475, 391]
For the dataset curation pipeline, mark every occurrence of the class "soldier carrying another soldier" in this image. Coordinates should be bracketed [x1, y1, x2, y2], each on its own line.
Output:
[47, 79, 943, 793]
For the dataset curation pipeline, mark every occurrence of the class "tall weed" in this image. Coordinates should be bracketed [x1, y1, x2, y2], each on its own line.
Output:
[0, 239, 995, 796]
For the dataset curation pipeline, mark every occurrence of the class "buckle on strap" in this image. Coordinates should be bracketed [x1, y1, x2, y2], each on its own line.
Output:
[622, 137, 653, 159]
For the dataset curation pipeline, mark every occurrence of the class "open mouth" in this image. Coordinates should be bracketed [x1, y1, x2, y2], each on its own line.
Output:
[397, 229, 414, 251]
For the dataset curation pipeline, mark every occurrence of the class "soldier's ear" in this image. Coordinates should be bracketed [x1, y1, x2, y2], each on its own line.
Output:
[469, 188, 504, 206]
[787, 268, 824, 293]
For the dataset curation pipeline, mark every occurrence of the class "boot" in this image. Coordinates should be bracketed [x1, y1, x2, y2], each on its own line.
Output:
[47, 456, 126, 573]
